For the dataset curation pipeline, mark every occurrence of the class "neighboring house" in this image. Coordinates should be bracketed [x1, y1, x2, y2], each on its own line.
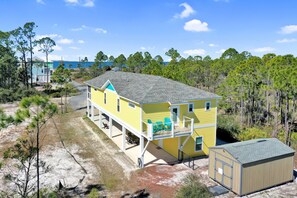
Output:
[85, 71, 221, 168]
[31, 59, 53, 83]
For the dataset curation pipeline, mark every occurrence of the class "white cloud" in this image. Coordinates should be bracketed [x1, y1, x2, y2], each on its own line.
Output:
[78, 40, 85, 44]
[53, 45, 62, 51]
[175, 3, 195, 19]
[65, 0, 95, 7]
[83, 0, 95, 7]
[48, 54, 64, 61]
[35, 34, 61, 40]
[216, 49, 226, 54]
[140, 46, 155, 51]
[71, 25, 107, 33]
[36, 0, 45, 4]
[65, 0, 78, 5]
[57, 38, 73, 44]
[209, 43, 218, 47]
[95, 28, 107, 34]
[69, 46, 80, 50]
[253, 47, 275, 53]
[280, 25, 297, 34]
[71, 27, 83, 31]
[184, 19, 210, 32]
[183, 49, 206, 56]
[276, 38, 297, 43]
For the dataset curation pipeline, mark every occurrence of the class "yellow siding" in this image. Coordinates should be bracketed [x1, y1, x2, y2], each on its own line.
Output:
[143, 99, 217, 126]
[183, 99, 217, 125]
[182, 127, 216, 156]
[142, 103, 171, 123]
[91, 87, 141, 131]
[142, 100, 217, 158]
[163, 137, 179, 158]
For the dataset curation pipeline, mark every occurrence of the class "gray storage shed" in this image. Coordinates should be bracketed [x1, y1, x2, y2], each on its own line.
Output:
[209, 138, 295, 196]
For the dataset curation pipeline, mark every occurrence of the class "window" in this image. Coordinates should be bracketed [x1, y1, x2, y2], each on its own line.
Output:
[195, 136, 203, 151]
[104, 93, 107, 104]
[128, 102, 135, 109]
[205, 101, 211, 111]
[87, 86, 91, 99]
[188, 103, 194, 113]
[117, 98, 120, 112]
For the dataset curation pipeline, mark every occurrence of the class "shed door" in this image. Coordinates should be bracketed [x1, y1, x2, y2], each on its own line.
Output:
[215, 158, 233, 189]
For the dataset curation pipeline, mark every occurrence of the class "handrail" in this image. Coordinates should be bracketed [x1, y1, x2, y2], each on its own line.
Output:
[183, 115, 192, 120]
[178, 149, 196, 170]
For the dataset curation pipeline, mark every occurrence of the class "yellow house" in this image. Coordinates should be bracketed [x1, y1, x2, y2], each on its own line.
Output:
[85, 71, 221, 168]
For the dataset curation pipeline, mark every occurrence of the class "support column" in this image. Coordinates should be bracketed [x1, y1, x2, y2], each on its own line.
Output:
[109, 118, 112, 138]
[91, 104, 94, 121]
[139, 136, 144, 168]
[99, 110, 102, 129]
[86, 100, 89, 117]
[122, 127, 126, 151]
[158, 139, 163, 148]
[178, 137, 181, 161]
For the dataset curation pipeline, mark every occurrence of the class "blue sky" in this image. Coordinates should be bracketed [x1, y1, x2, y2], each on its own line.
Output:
[1, 0, 297, 61]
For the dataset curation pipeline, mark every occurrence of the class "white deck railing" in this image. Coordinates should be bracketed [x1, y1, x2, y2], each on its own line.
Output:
[143, 116, 194, 140]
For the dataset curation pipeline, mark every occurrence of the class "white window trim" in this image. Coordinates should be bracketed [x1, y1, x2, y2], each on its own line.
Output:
[128, 102, 135, 109]
[194, 136, 203, 152]
[87, 86, 91, 99]
[205, 101, 211, 111]
[170, 105, 180, 126]
[188, 103, 194, 113]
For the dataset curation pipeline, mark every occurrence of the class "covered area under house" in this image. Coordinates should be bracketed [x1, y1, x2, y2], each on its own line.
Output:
[87, 101, 180, 167]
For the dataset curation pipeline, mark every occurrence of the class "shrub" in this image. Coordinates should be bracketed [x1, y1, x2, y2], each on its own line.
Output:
[217, 115, 240, 141]
[0, 88, 15, 103]
[238, 127, 268, 141]
[88, 188, 99, 198]
[50, 92, 62, 98]
[176, 174, 212, 198]
[0, 87, 41, 103]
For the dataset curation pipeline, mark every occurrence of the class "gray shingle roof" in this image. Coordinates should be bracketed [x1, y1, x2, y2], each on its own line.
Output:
[212, 138, 295, 165]
[85, 71, 221, 104]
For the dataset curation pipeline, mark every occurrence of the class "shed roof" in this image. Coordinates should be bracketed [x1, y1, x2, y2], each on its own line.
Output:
[85, 71, 221, 104]
[211, 138, 295, 165]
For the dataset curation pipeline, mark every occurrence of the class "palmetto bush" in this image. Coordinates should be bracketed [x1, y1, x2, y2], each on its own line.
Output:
[176, 174, 212, 198]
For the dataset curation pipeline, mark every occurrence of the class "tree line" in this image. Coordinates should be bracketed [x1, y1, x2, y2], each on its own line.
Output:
[0, 22, 56, 90]
[93, 48, 297, 145]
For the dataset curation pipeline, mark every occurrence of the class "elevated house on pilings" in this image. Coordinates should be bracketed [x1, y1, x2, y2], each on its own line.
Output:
[85, 71, 221, 168]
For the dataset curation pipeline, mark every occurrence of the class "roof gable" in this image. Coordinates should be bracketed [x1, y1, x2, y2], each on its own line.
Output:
[106, 82, 116, 91]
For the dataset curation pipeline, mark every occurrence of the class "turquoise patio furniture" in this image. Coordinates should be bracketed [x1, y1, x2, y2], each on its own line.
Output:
[164, 117, 172, 131]
[148, 119, 158, 133]
[155, 121, 164, 131]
